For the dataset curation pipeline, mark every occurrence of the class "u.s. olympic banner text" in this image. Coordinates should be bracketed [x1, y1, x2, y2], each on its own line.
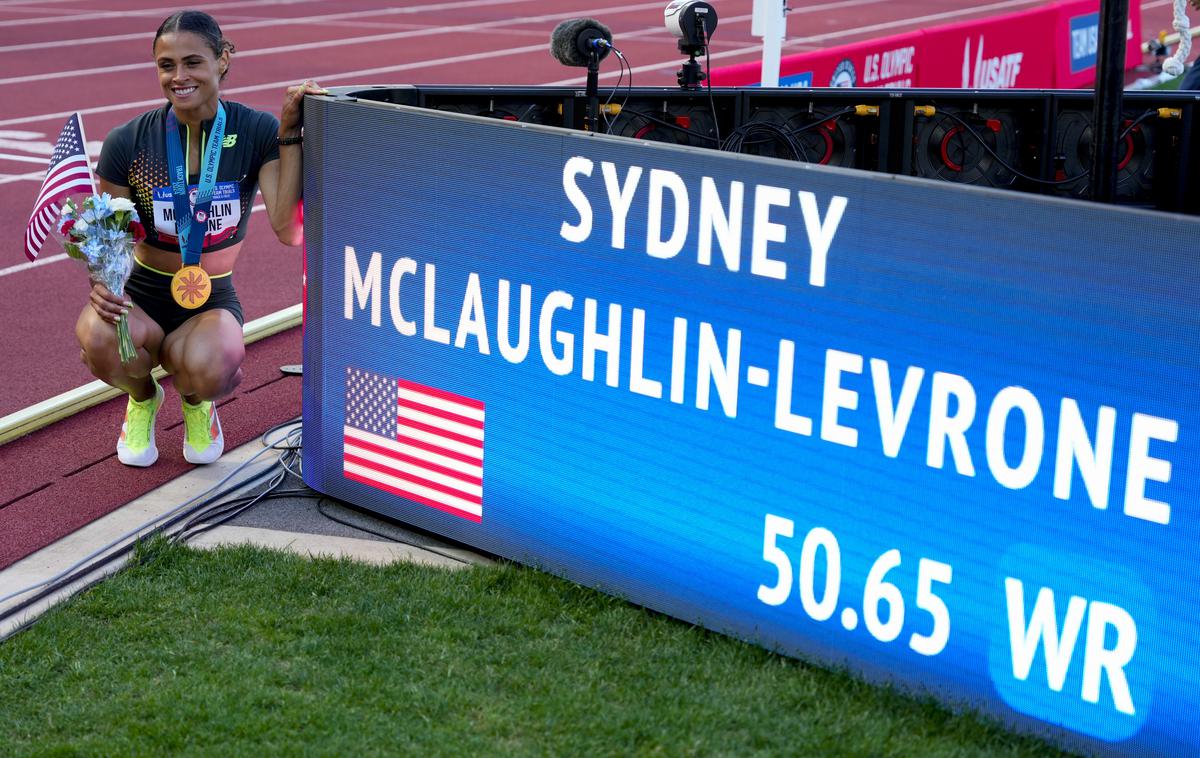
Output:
[709, 0, 1142, 89]
[302, 94, 1200, 754]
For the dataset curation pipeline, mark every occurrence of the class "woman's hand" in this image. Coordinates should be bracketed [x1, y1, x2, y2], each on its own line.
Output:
[279, 79, 329, 137]
[89, 281, 131, 325]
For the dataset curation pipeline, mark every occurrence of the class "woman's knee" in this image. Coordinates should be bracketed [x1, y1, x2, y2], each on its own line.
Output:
[77, 307, 160, 379]
[76, 312, 120, 375]
[180, 340, 244, 399]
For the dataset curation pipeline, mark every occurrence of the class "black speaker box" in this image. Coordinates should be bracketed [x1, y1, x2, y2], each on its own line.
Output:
[896, 91, 1048, 193]
[581, 89, 739, 151]
[738, 89, 886, 171]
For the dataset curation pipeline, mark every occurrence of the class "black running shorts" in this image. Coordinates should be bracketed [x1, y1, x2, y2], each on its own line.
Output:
[124, 260, 245, 336]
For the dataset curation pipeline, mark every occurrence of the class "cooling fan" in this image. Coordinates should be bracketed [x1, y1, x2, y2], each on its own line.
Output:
[737, 106, 857, 167]
[603, 103, 718, 149]
[1052, 110, 1155, 202]
[912, 108, 1018, 188]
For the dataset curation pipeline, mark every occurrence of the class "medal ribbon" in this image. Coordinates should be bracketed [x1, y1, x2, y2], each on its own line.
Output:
[164, 103, 226, 266]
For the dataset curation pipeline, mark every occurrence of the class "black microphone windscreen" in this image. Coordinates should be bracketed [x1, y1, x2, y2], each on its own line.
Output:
[550, 18, 613, 67]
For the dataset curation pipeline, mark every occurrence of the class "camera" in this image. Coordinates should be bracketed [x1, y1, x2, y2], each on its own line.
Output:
[664, 0, 718, 55]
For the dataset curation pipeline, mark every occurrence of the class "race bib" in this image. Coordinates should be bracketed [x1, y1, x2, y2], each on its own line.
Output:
[151, 181, 242, 247]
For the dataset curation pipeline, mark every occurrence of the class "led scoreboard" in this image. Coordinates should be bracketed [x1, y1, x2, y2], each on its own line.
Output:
[301, 91, 1200, 754]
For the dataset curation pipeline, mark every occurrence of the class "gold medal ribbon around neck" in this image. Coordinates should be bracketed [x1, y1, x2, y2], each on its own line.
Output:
[165, 103, 226, 309]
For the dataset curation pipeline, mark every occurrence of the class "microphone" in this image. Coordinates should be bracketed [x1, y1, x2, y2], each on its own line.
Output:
[550, 18, 614, 67]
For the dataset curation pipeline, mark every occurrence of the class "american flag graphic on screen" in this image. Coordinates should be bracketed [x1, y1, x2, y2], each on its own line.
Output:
[344, 367, 483, 523]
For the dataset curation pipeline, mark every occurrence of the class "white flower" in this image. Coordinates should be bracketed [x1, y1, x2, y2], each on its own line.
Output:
[74, 218, 90, 235]
[110, 197, 136, 213]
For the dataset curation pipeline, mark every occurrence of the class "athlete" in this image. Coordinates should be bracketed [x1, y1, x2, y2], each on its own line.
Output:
[78, 10, 325, 467]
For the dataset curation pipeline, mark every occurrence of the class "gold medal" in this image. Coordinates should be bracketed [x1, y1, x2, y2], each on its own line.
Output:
[171, 265, 212, 309]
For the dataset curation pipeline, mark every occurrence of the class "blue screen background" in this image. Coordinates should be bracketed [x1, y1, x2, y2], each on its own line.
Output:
[303, 99, 1200, 754]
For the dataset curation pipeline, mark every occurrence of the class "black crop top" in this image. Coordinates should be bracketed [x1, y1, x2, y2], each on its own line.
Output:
[96, 100, 280, 254]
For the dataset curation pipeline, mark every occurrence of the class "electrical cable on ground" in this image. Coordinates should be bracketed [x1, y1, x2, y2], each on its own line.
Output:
[0, 459, 281, 634]
[0, 430, 292, 609]
[0, 420, 301, 629]
[1, 417, 487, 635]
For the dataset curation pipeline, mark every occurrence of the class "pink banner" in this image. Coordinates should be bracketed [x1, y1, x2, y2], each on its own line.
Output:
[919, 5, 1058, 88]
[710, 0, 1143, 89]
[709, 30, 923, 88]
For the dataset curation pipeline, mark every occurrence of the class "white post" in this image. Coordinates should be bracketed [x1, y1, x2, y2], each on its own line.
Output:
[753, 0, 787, 87]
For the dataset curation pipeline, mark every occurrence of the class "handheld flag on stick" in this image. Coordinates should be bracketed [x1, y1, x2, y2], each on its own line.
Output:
[24, 112, 95, 261]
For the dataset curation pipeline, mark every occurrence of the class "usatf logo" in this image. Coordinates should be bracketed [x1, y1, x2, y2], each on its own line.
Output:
[222, 134, 238, 148]
[1069, 13, 1099, 73]
[194, 209, 208, 223]
[961, 36, 1023, 88]
[829, 59, 856, 87]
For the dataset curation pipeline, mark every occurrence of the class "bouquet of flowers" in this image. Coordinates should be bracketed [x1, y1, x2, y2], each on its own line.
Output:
[58, 193, 146, 364]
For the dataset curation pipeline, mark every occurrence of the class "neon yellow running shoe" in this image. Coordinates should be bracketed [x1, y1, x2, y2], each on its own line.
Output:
[116, 379, 163, 467]
[182, 398, 224, 465]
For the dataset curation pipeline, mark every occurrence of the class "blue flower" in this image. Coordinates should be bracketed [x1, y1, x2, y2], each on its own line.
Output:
[80, 236, 105, 265]
[81, 193, 114, 224]
[99, 225, 125, 245]
[93, 192, 113, 216]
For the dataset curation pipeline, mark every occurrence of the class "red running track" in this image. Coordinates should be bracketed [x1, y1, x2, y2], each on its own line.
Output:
[0, 330, 302, 570]
[0, 0, 1182, 566]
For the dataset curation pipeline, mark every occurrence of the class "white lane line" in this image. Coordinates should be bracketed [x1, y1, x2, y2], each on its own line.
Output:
[0, 203, 270, 277]
[0, 0, 89, 6]
[0, 0, 669, 87]
[0, 0, 555, 30]
[0, 253, 68, 276]
[0, 4, 687, 127]
[0, 0, 563, 53]
[0, 0, 321, 28]
[4, 0, 1040, 126]
[0, 170, 42, 184]
[0, 152, 49, 164]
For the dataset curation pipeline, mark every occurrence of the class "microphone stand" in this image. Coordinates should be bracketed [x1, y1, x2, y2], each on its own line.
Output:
[586, 49, 600, 131]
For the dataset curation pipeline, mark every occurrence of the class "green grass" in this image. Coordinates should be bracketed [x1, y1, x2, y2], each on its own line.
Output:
[0, 542, 1072, 756]
[1149, 73, 1182, 90]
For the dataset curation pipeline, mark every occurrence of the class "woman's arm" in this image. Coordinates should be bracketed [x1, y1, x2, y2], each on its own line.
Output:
[260, 79, 327, 247]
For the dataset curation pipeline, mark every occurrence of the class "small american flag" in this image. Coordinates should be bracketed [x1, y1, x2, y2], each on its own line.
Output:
[24, 113, 95, 261]
[344, 367, 484, 523]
